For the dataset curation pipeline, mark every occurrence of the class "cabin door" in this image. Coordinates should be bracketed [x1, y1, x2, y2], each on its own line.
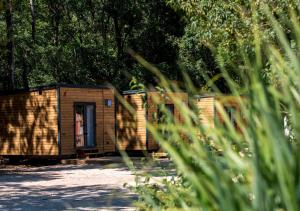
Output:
[75, 103, 96, 148]
[157, 103, 174, 141]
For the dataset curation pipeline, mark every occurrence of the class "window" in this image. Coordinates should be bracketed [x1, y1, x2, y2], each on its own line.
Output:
[225, 106, 238, 128]
[157, 104, 175, 141]
[104, 99, 112, 107]
[157, 104, 174, 123]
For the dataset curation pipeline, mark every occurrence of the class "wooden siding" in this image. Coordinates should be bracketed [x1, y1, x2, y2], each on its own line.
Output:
[215, 96, 242, 108]
[116, 93, 147, 151]
[103, 89, 116, 152]
[196, 96, 243, 128]
[215, 96, 244, 132]
[0, 89, 59, 156]
[195, 97, 215, 129]
[59, 87, 115, 155]
[147, 92, 188, 150]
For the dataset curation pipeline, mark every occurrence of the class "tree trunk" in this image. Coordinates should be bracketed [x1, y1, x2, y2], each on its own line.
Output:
[21, 0, 36, 89]
[22, 52, 29, 89]
[5, 0, 15, 90]
[48, 0, 61, 82]
[113, 16, 123, 59]
[29, 0, 36, 43]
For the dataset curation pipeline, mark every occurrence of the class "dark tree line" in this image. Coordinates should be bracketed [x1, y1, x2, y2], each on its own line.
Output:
[0, 0, 190, 90]
[0, 0, 229, 92]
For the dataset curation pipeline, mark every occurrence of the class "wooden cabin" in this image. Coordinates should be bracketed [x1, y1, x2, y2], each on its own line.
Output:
[116, 90, 188, 151]
[0, 84, 116, 157]
[194, 95, 244, 129]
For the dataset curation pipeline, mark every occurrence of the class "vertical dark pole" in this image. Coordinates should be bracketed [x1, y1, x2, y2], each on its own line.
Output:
[84, 105, 87, 148]
[102, 89, 105, 153]
[57, 87, 61, 156]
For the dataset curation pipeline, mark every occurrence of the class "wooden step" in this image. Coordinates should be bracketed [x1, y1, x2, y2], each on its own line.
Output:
[76, 148, 98, 153]
[151, 152, 168, 158]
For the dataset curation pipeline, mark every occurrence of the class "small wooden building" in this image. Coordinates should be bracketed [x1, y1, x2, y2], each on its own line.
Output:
[116, 90, 188, 151]
[194, 95, 243, 129]
[0, 84, 116, 157]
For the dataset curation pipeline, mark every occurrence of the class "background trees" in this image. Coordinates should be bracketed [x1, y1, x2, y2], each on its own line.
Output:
[131, 2, 300, 210]
[1, 0, 297, 92]
[166, 0, 299, 87]
[0, 0, 185, 90]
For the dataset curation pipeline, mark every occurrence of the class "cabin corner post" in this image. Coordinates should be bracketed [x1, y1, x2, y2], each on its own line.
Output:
[101, 89, 105, 154]
[145, 93, 149, 150]
[57, 87, 62, 156]
[114, 92, 118, 153]
[213, 97, 216, 128]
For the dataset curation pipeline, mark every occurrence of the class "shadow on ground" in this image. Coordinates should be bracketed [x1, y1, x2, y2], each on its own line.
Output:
[0, 157, 174, 210]
[0, 183, 136, 210]
[0, 163, 138, 210]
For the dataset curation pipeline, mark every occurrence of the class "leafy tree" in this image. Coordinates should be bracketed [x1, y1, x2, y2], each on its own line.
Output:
[0, 0, 185, 90]
[4, 0, 15, 89]
[166, 0, 299, 88]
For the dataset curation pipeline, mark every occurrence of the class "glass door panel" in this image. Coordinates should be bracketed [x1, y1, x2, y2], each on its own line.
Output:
[75, 105, 85, 148]
[86, 105, 95, 147]
[75, 104, 96, 148]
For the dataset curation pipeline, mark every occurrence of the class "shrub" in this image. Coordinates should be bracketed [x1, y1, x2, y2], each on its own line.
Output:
[125, 5, 300, 211]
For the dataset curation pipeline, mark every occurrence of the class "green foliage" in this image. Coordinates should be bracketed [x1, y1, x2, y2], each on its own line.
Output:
[129, 76, 145, 91]
[177, 24, 226, 91]
[0, 0, 184, 90]
[133, 177, 193, 210]
[127, 4, 300, 210]
[167, 0, 299, 88]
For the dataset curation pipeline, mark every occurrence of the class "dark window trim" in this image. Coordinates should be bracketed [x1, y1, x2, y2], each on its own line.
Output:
[157, 103, 175, 123]
[145, 94, 149, 149]
[224, 106, 238, 128]
[104, 99, 113, 107]
[57, 87, 61, 156]
[114, 95, 118, 152]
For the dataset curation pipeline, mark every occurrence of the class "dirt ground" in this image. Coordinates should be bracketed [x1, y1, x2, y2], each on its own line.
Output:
[0, 157, 171, 211]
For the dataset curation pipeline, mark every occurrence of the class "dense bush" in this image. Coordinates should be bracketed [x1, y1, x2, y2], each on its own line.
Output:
[126, 5, 300, 211]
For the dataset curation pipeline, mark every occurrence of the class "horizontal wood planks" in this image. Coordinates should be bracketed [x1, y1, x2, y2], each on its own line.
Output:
[103, 89, 116, 152]
[0, 89, 59, 155]
[117, 92, 188, 151]
[196, 95, 244, 129]
[147, 92, 189, 150]
[59, 87, 116, 155]
[1, 87, 238, 156]
[214, 96, 244, 130]
[196, 97, 215, 129]
[117, 93, 147, 151]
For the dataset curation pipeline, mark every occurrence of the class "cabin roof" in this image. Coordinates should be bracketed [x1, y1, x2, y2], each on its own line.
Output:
[193, 93, 248, 99]
[193, 94, 217, 99]
[0, 83, 113, 96]
[122, 90, 147, 95]
[122, 90, 189, 95]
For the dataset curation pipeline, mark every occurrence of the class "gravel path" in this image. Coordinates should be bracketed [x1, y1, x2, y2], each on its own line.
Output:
[0, 160, 140, 211]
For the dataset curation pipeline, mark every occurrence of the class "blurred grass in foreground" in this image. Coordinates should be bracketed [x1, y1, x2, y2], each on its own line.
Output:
[121, 6, 300, 211]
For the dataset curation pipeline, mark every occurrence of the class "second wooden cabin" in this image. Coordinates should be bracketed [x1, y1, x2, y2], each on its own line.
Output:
[194, 94, 243, 129]
[116, 90, 188, 151]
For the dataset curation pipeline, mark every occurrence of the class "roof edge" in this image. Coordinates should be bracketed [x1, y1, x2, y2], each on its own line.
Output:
[122, 90, 146, 95]
[122, 89, 189, 95]
[192, 93, 248, 99]
[0, 83, 113, 96]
